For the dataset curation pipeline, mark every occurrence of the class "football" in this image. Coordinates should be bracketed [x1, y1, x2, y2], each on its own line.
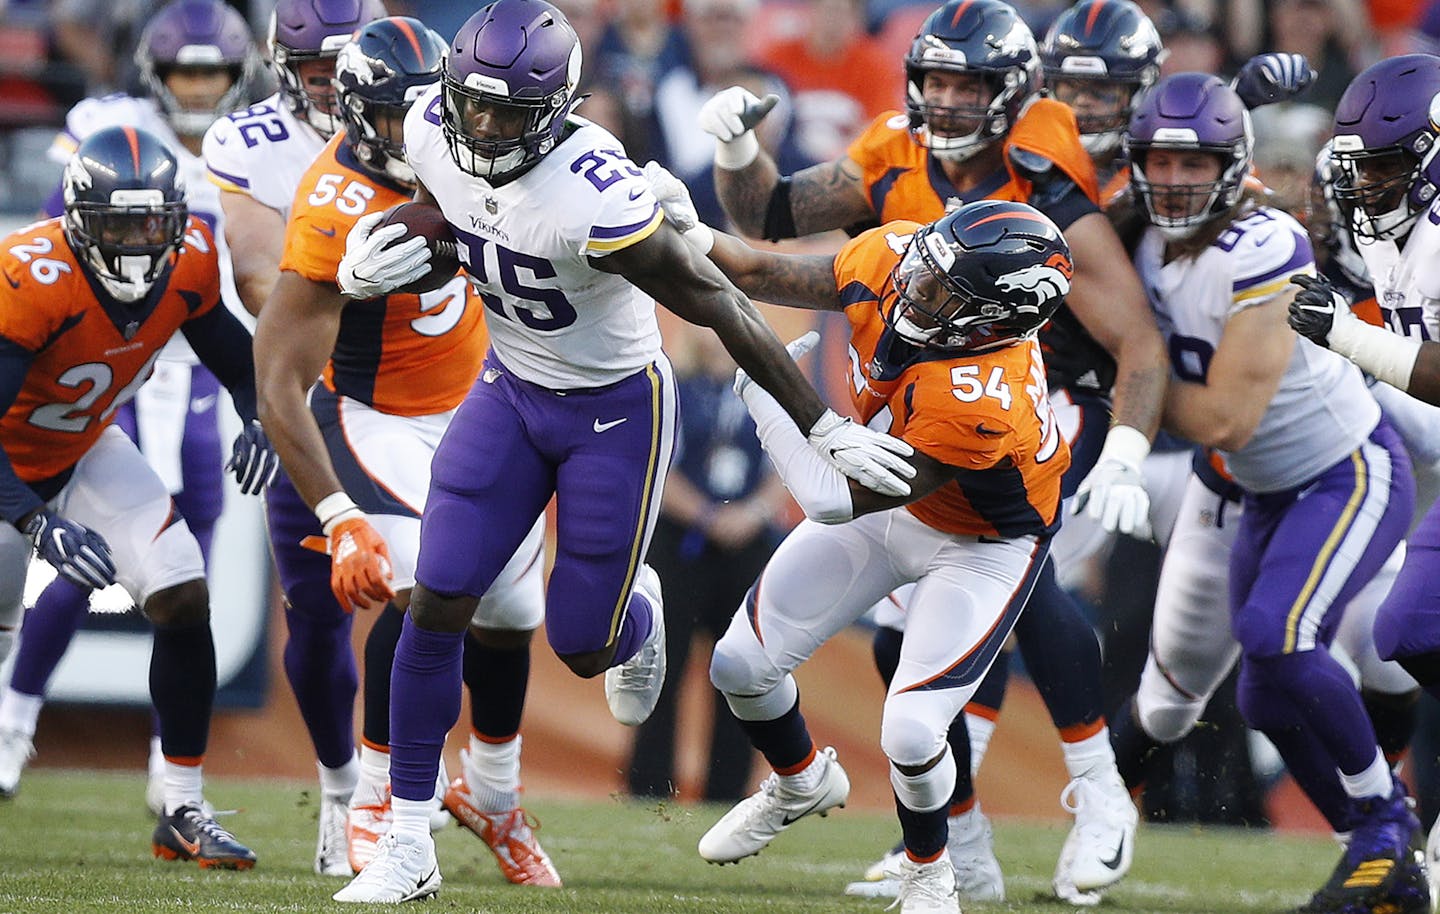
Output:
[376, 202, 462, 295]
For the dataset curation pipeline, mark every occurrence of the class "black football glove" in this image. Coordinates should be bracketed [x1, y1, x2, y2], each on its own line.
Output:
[1287, 274, 1345, 348]
[228, 420, 281, 495]
[1233, 53, 1315, 109]
[25, 509, 116, 590]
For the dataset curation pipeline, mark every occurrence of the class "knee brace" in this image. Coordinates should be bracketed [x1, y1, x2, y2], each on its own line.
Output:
[889, 746, 956, 814]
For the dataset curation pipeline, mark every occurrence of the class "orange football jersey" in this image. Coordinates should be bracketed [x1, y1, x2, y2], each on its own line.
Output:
[0, 217, 221, 481]
[280, 134, 487, 417]
[834, 223, 1070, 537]
[846, 98, 1101, 224]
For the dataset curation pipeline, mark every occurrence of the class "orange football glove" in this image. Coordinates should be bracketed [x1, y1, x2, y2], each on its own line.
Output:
[327, 516, 395, 613]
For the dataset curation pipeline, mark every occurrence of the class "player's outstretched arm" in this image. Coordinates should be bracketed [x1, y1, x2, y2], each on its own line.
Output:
[254, 270, 347, 510]
[700, 86, 872, 239]
[219, 191, 287, 318]
[595, 221, 915, 497]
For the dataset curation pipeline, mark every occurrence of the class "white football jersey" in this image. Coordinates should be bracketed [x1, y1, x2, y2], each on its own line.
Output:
[48, 93, 240, 358]
[202, 92, 327, 218]
[1136, 205, 1379, 493]
[404, 84, 664, 389]
[1354, 199, 1440, 342]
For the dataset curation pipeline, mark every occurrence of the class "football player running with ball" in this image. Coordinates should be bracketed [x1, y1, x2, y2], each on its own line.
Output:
[327, 0, 914, 902]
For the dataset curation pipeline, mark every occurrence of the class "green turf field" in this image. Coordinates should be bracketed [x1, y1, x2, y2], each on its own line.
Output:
[1, 769, 1334, 913]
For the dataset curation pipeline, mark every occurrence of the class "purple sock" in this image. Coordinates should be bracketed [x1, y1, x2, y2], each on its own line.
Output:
[9, 577, 90, 697]
[389, 617, 463, 801]
[1251, 651, 1383, 775]
[609, 590, 654, 667]
[283, 602, 358, 769]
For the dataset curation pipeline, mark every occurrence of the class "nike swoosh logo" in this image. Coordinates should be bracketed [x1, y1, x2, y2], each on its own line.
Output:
[781, 797, 829, 826]
[628, 187, 645, 201]
[594, 417, 628, 433]
[975, 422, 1005, 437]
[313, 225, 337, 237]
[190, 395, 217, 413]
[170, 825, 202, 857]
[4, 273, 18, 290]
[1101, 835, 1125, 870]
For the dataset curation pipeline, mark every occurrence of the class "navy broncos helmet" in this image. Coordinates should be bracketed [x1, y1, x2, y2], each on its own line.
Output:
[335, 17, 448, 186]
[887, 199, 1073, 353]
[62, 126, 188, 304]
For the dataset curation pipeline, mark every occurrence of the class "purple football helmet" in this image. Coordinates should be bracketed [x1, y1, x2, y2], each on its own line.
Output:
[442, 0, 582, 184]
[1330, 54, 1440, 242]
[903, 0, 1039, 162]
[1040, 0, 1165, 156]
[1125, 72, 1252, 239]
[336, 17, 447, 186]
[268, 0, 385, 137]
[136, 0, 257, 136]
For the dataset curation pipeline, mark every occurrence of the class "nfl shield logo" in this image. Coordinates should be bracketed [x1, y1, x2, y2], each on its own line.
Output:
[123, 321, 139, 340]
[485, 196, 498, 215]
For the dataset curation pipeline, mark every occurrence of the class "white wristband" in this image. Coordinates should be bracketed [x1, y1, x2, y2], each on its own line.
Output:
[714, 132, 759, 171]
[315, 491, 362, 536]
[682, 222, 716, 256]
[1328, 312, 1423, 392]
[1097, 424, 1151, 470]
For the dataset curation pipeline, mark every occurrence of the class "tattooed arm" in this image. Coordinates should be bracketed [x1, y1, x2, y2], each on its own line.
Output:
[714, 152, 876, 240]
[705, 229, 843, 312]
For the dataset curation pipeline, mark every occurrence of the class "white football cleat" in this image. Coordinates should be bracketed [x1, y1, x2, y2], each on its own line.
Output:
[604, 564, 667, 726]
[699, 746, 849, 863]
[333, 832, 441, 903]
[316, 791, 353, 876]
[948, 802, 1005, 902]
[894, 855, 961, 914]
[0, 728, 35, 798]
[1053, 769, 1137, 900]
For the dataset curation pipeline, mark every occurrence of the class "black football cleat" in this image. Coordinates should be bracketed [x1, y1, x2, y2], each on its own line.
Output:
[152, 804, 257, 870]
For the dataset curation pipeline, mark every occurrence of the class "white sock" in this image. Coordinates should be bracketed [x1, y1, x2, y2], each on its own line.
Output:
[0, 687, 43, 739]
[467, 734, 521, 792]
[355, 745, 390, 804]
[390, 796, 433, 841]
[319, 752, 360, 799]
[1062, 728, 1117, 781]
[781, 749, 827, 794]
[163, 760, 205, 816]
[1340, 749, 1394, 800]
[148, 736, 164, 779]
[965, 712, 995, 776]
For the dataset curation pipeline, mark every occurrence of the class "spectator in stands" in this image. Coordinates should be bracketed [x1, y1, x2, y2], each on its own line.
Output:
[652, 0, 809, 228]
[1228, 0, 1371, 110]
[757, 0, 898, 163]
[625, 328, 788, 803]
[592, 0, 688, 163]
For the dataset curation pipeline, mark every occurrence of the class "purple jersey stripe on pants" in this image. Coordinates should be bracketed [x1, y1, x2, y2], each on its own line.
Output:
[417, 353, 677, 657]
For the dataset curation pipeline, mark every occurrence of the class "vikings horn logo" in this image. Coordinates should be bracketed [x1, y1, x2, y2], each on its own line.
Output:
[994, 252, 1073, 309]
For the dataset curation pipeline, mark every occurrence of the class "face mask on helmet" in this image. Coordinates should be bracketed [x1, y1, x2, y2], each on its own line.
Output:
[64, 185, 187, 303]
[904, 1, 1039, 163]
[268, 0, 385, 138]
[441, 0, 582, 185]
[1330, 141, 1438, 243]
[1046, 75, 1144, 156]
[137, 0, 256, 136]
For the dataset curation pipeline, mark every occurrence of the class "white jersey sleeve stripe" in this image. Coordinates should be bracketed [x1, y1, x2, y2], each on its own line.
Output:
[584, 206, 663, 255]
[206, 165, 251, 193]
[1232, 272, 1307, 307]
[48, 132, 79, 163]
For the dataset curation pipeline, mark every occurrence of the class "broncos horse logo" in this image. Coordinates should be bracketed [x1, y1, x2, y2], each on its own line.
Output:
[994, 252, 1073, 310]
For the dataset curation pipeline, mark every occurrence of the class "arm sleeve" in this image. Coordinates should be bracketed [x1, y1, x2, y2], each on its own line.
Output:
[182, 305, 258, 422]
[0, 339, 44, 525]
[740, 382, 854, 524]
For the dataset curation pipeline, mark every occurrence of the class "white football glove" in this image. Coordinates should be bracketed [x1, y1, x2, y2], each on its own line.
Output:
[643, 161, 700, 232]
[1070, 425, 1152, 539]
[808, 409, 916, 498]
[698, 86, 778, 170]
[336, 210, 432, 299]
